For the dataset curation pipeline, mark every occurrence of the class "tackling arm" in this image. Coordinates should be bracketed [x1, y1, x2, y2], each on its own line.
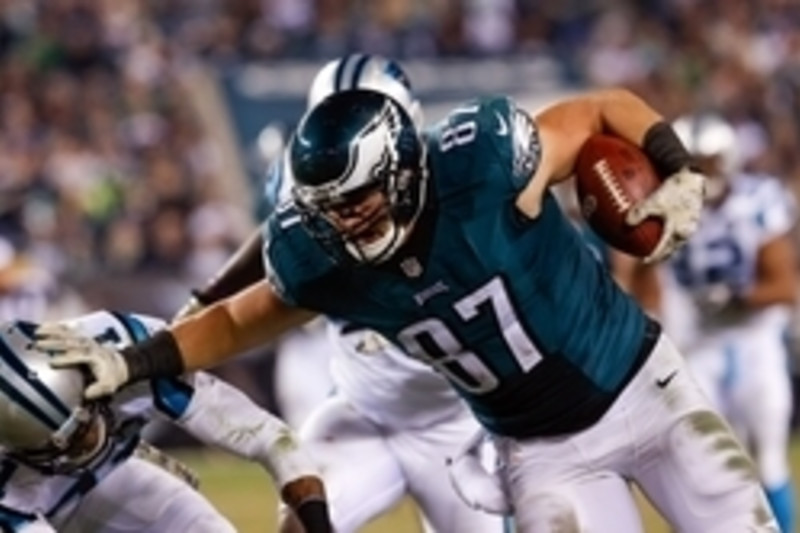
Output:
[135, 280, 316, 381]
[176, 372, 332, 532]
[176, 226, 266, 320]
[742, 234, 798, 309]
[37, 281, 317, 398]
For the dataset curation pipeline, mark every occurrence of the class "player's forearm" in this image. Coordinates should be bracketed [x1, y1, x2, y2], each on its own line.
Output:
[535, 89, 691, 186]
[180, 373, 322, 481]
[741, 280, 797, 309]
[193, 226, 266, 305]
[593, 89, 694, 179]
[181, 372, 333, 532]
[282, 477, 334, 533]
[123, 281, 315, 379]
[592, 88, 665, 145]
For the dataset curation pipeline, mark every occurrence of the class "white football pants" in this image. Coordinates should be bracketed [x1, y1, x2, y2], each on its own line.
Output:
[300, 395, 504, 533]
[58, 458, 236, 533]
[494, 333, 777, 533]
[273, 325, 335, 429]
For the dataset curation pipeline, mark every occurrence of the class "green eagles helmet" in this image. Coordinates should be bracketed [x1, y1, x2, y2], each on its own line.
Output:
[289, 89, 427, 264]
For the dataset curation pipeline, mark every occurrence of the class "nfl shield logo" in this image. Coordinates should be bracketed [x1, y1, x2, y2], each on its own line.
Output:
[400, 257, 422, 278]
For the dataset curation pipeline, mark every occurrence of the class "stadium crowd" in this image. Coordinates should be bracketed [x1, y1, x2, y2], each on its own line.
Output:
[0, 0, 797, 313]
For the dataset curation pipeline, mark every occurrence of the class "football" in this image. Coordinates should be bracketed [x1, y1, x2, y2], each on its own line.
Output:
[574, 134, 664, 258]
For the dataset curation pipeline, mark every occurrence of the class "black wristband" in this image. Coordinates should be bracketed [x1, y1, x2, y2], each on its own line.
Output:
[642, 121, 693, 179]
[120, 330, 185, 381]
[294, 500, 333, 533]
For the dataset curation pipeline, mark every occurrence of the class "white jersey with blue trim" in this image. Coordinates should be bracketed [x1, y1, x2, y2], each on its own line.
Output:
[329, 321, 466, 430]
[669, 173, 797, 332]
[0, 310, 284, 529]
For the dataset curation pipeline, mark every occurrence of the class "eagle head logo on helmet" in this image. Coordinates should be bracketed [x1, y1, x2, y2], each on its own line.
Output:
[290, 89, 427, 265]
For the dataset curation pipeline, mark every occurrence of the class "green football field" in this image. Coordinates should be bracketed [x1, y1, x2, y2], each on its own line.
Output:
[178, 435, 795, 533]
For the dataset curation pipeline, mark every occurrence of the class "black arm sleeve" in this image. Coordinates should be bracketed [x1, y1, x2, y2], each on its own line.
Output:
[192, 226, 266, 305]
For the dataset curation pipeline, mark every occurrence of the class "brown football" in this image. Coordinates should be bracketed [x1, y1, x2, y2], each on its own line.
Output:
[574, 134, 664, 258]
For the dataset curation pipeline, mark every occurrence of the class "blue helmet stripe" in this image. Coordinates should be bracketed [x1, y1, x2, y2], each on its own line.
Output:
[0, 335, 71, 419]
[333, 55, 351, 93]
[384, 60, 412, 90]
[13, 321, 38, 340]
[0, 374, 60, 430]
[349, 54, 371, 90]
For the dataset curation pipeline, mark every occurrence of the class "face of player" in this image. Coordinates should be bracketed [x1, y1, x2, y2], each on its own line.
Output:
[320, 183, 406, 262]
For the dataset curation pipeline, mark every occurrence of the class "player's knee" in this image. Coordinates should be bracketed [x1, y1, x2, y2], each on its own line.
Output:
[515, 491, 580, 533]
[668, 410, 759, 496]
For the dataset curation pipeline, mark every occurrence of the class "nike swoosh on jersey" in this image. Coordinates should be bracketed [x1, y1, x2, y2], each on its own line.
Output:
[655, 370, 678, 388]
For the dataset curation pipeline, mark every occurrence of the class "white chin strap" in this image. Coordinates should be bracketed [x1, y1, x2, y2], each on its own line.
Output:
[345, 223, 406, 263]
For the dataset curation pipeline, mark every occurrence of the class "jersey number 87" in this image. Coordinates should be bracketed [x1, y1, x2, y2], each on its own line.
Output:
[397, 277, 543, 394]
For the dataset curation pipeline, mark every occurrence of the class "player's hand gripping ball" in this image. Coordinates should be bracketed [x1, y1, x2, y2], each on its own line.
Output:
[574, 134, 664, 258]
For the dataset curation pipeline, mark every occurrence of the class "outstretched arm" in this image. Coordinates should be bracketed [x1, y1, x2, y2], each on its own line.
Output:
[36, 281, 317, 398]
[176, 372, 332, 533]
[176, 226, 266, 319]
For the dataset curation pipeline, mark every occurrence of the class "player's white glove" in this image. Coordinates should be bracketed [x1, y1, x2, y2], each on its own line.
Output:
[172, 294, 205, 322]
[626, 168, 705, 264]
[34, 323, 129, 399]
[446, 430, 512, 515]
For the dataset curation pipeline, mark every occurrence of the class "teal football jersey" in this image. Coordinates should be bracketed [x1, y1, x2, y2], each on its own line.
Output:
[265, 96, 657, 438]
[574, 221, 612, 268]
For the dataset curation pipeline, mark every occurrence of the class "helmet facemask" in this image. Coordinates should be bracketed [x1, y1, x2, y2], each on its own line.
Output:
[11, 401, 112, 475]
[0, 321, 114, 475]
[292, 94, 427, 265]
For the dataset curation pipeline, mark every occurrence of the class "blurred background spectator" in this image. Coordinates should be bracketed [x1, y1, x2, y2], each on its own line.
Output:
[1, 0, 800, 424]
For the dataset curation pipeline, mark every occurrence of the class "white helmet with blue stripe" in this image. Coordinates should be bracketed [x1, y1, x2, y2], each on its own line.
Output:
[0, 322, 106, 473]
[307, 53, 422, 127]
[673, 113, 740, 201]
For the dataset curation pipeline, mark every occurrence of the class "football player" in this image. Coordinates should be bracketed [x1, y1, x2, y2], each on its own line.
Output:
[666, 113, 797, 532]
[0, 311, 332, 532]
[180, 54, 504, 533]
[36, 75, 780, 531]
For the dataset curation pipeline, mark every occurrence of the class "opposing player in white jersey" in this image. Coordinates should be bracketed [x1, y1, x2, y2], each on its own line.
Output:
[667, 114, 797, 532]
[177, 54, 504, 533]
[0, 311, 333, 532]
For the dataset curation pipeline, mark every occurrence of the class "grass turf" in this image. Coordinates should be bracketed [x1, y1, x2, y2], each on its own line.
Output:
[178, 448, 683, 532]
